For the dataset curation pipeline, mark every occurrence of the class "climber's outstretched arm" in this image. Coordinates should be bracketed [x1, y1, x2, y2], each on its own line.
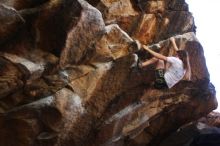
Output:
[170, 37, 179, 51]
[142, 45, 167, 61]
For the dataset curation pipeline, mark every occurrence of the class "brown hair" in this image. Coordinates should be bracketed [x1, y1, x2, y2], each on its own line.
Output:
[177, 50, 188, 69]
[177, 50, 191, 80]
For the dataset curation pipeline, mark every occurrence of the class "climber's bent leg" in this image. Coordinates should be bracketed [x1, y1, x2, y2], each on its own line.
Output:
[155, 59, 165, 69]
[154, 59, 168, 89]
[140, 57, 158, 68]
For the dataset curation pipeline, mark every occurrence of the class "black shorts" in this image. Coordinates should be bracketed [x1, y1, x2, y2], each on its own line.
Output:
[154, 69, 168, 89]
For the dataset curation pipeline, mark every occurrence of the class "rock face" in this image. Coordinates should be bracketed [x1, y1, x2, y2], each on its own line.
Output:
[0, 0, 217, 146]
[159, 112, 220, 146]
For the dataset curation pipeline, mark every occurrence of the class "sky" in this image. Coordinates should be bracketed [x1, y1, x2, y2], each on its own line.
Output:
[186, 0, 220, 111]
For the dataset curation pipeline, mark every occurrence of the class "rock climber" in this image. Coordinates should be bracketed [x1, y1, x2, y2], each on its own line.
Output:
[138, 37, 191, 89]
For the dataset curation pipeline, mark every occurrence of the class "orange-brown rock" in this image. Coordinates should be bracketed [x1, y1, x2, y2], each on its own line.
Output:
[0, 0, 217, 146]
[60, 0, 105, 66]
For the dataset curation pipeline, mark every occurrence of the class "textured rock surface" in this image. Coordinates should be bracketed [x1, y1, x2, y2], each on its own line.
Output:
[0, 4, 24, 44]
[0, 0, 217, 146]
[159, 112, 220, 146]
[200, 112, 220, 128]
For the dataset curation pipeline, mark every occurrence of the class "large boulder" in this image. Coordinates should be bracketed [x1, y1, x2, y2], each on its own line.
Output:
[0, 0, 217, 146]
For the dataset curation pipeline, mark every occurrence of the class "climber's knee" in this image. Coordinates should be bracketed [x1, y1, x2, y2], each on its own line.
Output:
[156, 59, 165, 69]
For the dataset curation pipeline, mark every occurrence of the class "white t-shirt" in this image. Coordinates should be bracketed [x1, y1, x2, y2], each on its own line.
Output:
[164, 57, 186, 88]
